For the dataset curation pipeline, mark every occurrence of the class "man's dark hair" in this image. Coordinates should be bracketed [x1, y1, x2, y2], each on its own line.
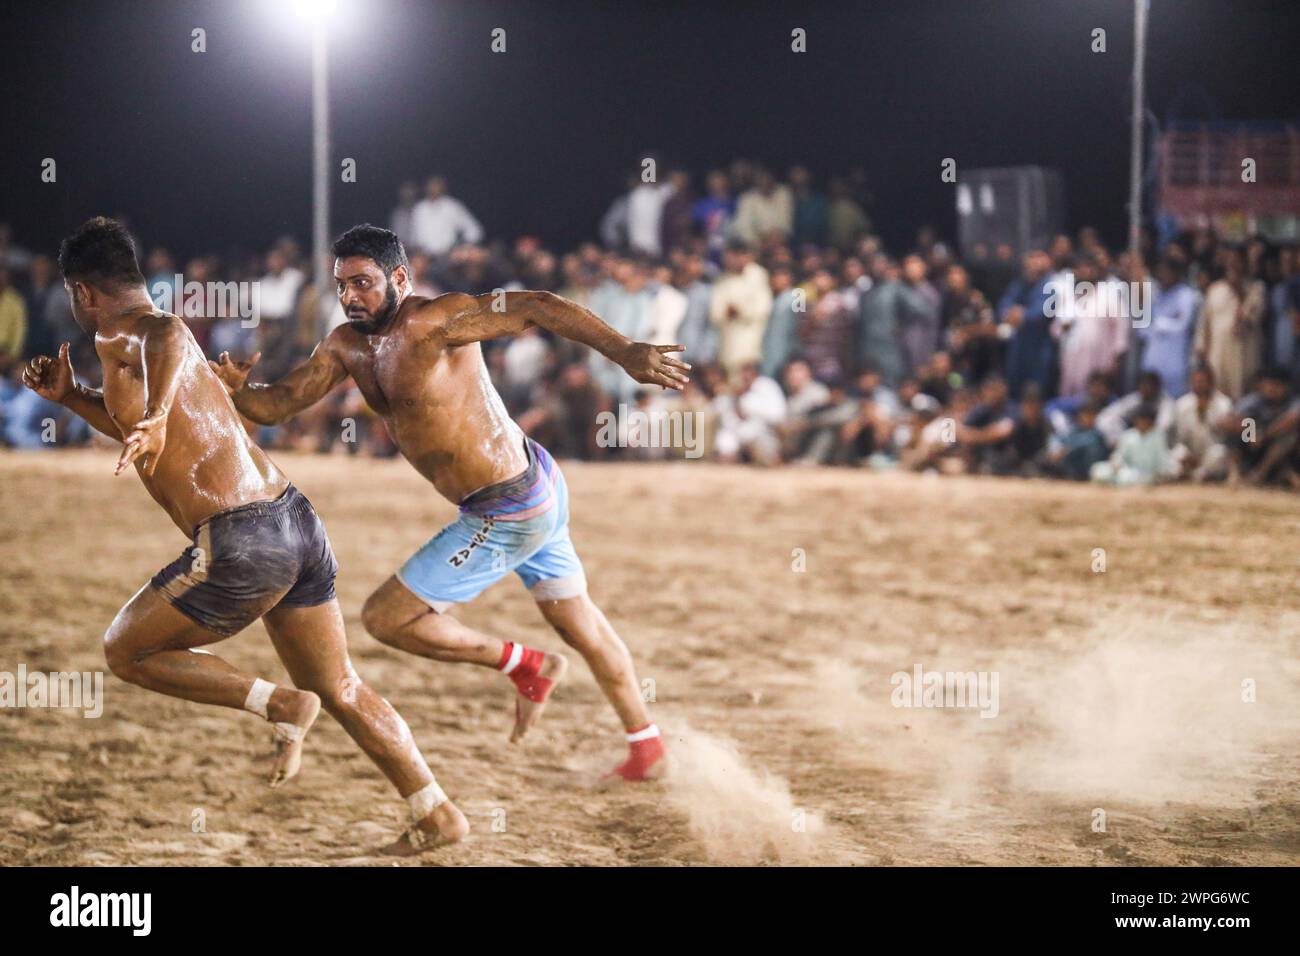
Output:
[58, 217, 146, 289]
[331, 224, 409, 277]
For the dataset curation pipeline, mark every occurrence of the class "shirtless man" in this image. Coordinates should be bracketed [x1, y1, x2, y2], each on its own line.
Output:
[23, 217, 465, 853]
[214, 224, 689, 780]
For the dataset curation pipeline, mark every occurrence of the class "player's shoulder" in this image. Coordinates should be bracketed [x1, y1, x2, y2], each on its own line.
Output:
[420, 291, 478, 317]
[404, 292, 479, 333]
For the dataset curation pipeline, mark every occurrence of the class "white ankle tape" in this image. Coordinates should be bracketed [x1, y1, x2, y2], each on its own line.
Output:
[244, 678, 276, 720]
[407, 780, 448, 821]
[627, 723, 660, 743]
[272, 722, 303, 743]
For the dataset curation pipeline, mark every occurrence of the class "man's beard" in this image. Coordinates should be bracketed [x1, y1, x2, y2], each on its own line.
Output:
[347, 280, 400, 334]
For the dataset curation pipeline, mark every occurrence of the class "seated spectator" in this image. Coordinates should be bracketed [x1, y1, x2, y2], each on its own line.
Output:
[713, 362, 786, 465]
[1225, 367, 1300, 487]
[1097, 370, 1175, 447]
[1091, 404, 1177, 485]
[1046, 401, 1109, 481]
[898, 393, 956, 473]
[917, 350, 960, 405]
[1046, 370, 1115, 438]
[1006, 387, 1051, 476]
[957, 376, 1017, 474]
[1171, 365, 1232, 482]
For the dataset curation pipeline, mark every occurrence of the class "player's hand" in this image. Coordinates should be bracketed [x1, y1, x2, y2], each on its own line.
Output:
[116, 409, 168, 476]
[21, 342, 76, 403]
[209, 350, 261, 394]
[618, 342, 691, 391]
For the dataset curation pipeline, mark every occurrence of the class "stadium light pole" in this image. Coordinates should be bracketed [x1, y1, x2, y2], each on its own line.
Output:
[293, 0, 337, 311]
[1128, 0, 1149, 259]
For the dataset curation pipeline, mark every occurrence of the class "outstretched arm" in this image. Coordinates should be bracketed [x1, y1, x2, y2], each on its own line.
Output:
[22, 342, 121, 441]
[435, 290, 691, 390]
[211, 337, 349, 425]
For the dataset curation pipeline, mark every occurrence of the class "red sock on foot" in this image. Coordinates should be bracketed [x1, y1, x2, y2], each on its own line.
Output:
[611, 723, 665, 781]
[498, 642, 553, 702]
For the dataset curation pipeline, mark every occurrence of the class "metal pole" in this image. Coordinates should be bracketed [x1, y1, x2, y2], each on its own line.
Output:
[1128, 0, 1148, 258]
[311, 20, 330, 314]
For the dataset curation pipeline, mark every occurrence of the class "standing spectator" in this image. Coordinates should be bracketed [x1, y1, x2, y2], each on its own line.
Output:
[1270, 246, 1299, 388]
[673, 253, 718, 366]
[1053, 253, 1129, 399]
[599, 174, 637, 250]
[254, 246, 305, 378]
[1195, 248, 1265, 400]
[799, 269, 854, 386]
[21, 255, 59, 359]
[691, 170, 735, 262]
[0, 267, 28, 375]
[410, 175, 483, 255]
[1137, 255, 1199, 398]
[144, 247, 177, 312]
[826, 177, 869, 251]
[998, 250, 1056, 400]
[761, 265, 800, 379]
[501, 326, 551, 413]
[731, 168, 793, 248]
[896, 254, 942, 378]
[645, 264, 687, 345]
[942, 263, 998, 384]
[659, 169, 695, 255]
[789, 165, 828, 249]
[388, 181, 419, 248]
[858, 254, 905, 387]
[0, 223, 32, 273]
[627, 175, 672, 258]
[710, 242, 772, 376]
[591, 258, 653, 404]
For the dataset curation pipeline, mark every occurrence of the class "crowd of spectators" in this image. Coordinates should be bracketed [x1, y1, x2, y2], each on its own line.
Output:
[2, 161, 1299, 489]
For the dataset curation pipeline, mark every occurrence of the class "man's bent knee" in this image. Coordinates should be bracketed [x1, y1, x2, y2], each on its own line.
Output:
[103, 619, 147, 683]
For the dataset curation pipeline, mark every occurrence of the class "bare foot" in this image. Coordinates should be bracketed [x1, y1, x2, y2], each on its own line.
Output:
[379, 801, 470, 856]
[266, 689, 320, 789]
[510, 651, 568, 743]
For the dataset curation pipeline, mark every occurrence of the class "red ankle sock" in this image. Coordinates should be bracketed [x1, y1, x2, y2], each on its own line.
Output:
[612, 723, 665, 780]
[498, 642, 552, 702]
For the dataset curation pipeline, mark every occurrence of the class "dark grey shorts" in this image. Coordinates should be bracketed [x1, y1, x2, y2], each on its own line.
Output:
[150, 484, 338, 637]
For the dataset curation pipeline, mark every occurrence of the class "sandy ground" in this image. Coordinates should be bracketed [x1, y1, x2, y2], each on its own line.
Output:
[1, 448, 1297, 867]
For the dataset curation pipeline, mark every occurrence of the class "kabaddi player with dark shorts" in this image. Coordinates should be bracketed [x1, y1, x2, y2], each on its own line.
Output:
[21, 218, 465, 854]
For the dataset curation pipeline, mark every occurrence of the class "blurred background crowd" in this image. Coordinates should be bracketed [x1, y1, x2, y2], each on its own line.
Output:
[2, 161, 1299, 488]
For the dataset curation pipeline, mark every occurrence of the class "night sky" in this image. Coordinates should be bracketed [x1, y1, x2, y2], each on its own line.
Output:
[3, 0, 1299, 263]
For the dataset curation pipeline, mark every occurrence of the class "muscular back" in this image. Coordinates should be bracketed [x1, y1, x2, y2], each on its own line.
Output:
[98, 311, 287, 533]
[327, 296, 528, 502]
